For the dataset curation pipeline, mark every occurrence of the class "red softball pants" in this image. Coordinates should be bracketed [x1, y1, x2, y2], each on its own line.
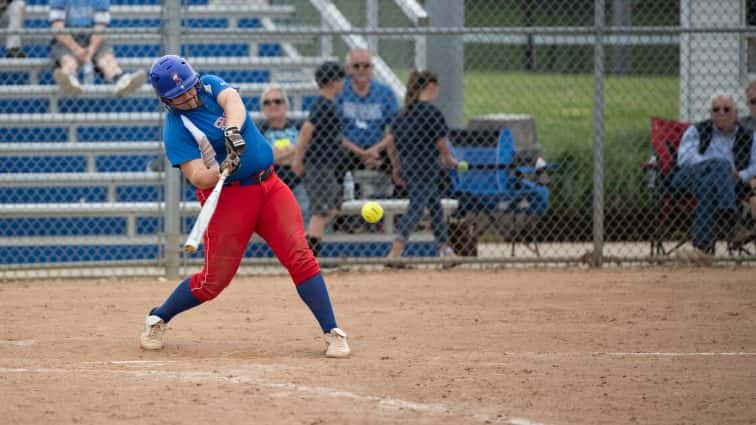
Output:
[189, 172, 320, 301]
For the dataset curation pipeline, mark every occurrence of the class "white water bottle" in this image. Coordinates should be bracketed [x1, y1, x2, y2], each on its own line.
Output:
[82, 61, 94, 85]
[343, 171, 355, 201]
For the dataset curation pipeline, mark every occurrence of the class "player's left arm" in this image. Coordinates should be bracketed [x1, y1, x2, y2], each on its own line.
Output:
[217, 87, 247, 171]
[217, 87, 247, 131]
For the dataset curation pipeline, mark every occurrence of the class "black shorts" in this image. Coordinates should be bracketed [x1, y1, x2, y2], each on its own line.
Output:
[304, 166, 341, 215]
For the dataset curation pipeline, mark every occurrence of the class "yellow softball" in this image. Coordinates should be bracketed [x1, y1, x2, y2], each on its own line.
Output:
[274, 138, 292, 148]
[361, 201, 384, 223]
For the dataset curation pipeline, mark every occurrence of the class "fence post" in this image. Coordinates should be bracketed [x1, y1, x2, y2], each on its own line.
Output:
[426, 0, 464, 128]
[162, 0, 182, 279]
[366, 0, 378, 56]
[592, 0, 606, 267]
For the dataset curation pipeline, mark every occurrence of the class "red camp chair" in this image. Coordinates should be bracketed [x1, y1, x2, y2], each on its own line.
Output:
[643, 117, 694, 257]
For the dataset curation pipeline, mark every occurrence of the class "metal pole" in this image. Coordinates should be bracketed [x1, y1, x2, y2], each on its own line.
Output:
[366, 0, 378, 55]
[426, 0, 464, 128]
[523, 0, 535, 70]
[592, 0, 606, 267]
[162, 0, 182, 279]
[610, 0, 632, 75]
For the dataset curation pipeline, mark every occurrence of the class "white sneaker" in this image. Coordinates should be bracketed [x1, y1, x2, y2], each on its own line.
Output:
[674, 247, 713, 267]
[53, 68, 82, 97]
[324, 327, 350, 358]
[113, 70, 146, 97]
[140, 315, 166, 350]
[439, 246, 460, 269]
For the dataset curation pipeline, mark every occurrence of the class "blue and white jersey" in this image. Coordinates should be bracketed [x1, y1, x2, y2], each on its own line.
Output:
[49, 0, 110, 28]
[163, 74, 274, 182]
[337, 77, 399, 148]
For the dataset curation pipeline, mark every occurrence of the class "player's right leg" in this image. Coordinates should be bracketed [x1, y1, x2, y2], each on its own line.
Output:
[140, 186, 259, 350]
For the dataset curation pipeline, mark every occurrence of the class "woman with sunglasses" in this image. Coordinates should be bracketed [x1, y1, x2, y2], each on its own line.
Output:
[138, 55, 350, 358]
[257, 83, 310, 227]
[385, 70, 463, 266]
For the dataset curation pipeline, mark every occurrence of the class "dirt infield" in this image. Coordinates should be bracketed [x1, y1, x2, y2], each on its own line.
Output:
[1, 267, 755, 425]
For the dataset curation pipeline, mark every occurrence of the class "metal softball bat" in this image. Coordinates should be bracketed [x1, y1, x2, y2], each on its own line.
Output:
[183, 168, 230, 253]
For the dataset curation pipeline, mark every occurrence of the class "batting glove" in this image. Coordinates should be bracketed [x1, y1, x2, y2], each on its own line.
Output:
[220, 152, 241, 175]
[224, 126, 246, 157]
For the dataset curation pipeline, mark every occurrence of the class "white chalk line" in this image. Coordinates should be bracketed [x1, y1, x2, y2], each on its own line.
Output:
[601, 352, 756, 357]
[0, 339, 35, 346]
[0, 363, 551, 425]
[496, 352, 756, 358]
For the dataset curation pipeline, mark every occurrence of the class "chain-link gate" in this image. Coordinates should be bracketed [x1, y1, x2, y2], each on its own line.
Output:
[1, 0, 754, 279]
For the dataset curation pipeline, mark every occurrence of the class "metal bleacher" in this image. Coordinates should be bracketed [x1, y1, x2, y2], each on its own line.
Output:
[0, 0, 331, 267]
[0, 0, 428, 270]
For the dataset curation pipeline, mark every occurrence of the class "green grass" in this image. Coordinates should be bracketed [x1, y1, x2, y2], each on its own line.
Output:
[462, 71, 679, 211]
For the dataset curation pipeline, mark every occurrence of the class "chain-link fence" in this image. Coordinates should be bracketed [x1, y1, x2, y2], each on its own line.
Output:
[1, 0, 755, 279]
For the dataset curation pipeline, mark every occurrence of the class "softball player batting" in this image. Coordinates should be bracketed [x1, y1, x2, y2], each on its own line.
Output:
[139, 55, 350, 358]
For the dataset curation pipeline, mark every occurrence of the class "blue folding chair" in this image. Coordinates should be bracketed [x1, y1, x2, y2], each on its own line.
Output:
[448, 128, 555, 256]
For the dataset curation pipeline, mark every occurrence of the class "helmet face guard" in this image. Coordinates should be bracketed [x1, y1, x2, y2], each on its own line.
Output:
[149, 55, 200, 105]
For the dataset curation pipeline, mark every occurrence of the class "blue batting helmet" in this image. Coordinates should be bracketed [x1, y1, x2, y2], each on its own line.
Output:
[149, 55, 199, 101]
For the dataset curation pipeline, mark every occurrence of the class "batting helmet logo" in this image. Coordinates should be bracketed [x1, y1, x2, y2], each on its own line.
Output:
[171, 72, 183, 88]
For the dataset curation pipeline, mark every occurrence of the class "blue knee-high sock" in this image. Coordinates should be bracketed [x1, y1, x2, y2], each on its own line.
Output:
[296, 273, 337, 333]
[150, 278, 202, 323]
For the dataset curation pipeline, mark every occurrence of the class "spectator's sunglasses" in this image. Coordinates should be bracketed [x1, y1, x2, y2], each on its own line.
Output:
[263, 98, 285, 106]
[351, 62, 373, 70]
[711, 106, 732, 113]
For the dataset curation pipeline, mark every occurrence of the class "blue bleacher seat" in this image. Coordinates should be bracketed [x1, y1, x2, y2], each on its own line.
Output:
[0, 129, 68, 142]
[0, 156, 87, 173]
[0, 186, 107, 203]
[78, 126, 160, 142]
[0, 217, 126, 237]
[0, 244, 161, 265]
[116, 186, 161, 202]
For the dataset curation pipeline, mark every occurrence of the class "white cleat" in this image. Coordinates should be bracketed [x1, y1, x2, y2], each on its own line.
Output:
[53, 68, 82, 97]
[140, 315, 166, 350]
[324, 327, 350, 358]
[113, 70, 146, 97]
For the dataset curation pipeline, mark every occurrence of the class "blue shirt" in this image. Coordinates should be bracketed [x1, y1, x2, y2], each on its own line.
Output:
[163, 74, 274, 183]
[49, 0, 110, 28]
[337, 77, 399, 148]
[678, 124, 756, 182]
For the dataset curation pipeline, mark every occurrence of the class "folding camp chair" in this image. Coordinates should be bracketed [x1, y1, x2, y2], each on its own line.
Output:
[448, 128, 555, 256]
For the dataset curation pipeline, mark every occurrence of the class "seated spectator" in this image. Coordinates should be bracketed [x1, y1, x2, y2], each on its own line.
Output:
[49, 0, 146, 97]
[1, 0, 25, 58]
[257, 83, 310, 227]
[385, 70, 462, 264]
[673, 93, 756, 260]
[337, 47, 399, 195]
[292, 61, 346, 258]
[737, 80, 756, 216]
